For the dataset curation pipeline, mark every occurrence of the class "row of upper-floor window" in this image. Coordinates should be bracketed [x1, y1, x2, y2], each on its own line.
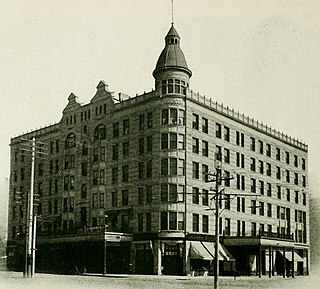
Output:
[191, 162, 307, 204]
[191, 143, 307, 187]
[192, 113, 306, 170]
[160, 78, 188, 96]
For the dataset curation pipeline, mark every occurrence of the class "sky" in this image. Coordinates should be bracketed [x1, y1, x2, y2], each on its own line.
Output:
[0, 0, 320, 215]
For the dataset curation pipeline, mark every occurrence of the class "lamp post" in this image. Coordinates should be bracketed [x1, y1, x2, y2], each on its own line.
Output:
[103, 213, 108, 275]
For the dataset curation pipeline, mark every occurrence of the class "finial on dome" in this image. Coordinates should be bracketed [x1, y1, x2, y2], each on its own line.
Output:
[171, 0, 174, 25]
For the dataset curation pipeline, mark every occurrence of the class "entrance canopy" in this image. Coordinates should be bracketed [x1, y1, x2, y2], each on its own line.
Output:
[190, 241, 234, 261]
[278, 250, 303, 262]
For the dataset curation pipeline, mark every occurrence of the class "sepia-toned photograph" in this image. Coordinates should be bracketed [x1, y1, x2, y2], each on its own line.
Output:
[0, 1, 319, 288]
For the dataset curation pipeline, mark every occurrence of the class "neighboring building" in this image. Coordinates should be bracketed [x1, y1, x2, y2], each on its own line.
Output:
[7, 23, 309, 277]
[310, 197, 320, 271]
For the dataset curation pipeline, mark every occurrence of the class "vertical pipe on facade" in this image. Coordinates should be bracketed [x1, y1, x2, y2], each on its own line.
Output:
[28, 136, 36, 277]
[184, 90, 187, 273]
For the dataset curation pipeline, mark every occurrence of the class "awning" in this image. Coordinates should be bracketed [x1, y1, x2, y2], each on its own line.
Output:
[278, 250, 303, 262]
[189, 241, 234, 261]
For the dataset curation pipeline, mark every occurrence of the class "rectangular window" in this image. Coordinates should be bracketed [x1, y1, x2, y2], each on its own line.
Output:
[146, 186, 152, 203]
[259, 180, 264, 195]
[138, 162, 144, 179]
[302, 176, 306, 187]
[285, 151, 290, 164]
[146, 213, 151, 231]
[251, 200, 257, 214]
[169, 133, 177, 149]
[286, 188, 290, 202]
[99, 170, 105, 185]
[267, 203, 272, 217]
[161, 184, 168, 202]
[192, 113, 199, 130]
[162, 109, 169, 125]
[92, 194, 98, 209]
[224, 148, 230, 163]
[93, 148, 99, 162]
[259, 202, 264, 216]
[286, 170, 290, 183]
[202, 117, 208, 133]
[202, 215, 209, 233]
[216, 123, 222, 138]
[192, 138, 199, 154]
[276, 147, 281, 160]
[294, 155, 298, 167]
[225, 195, 230, 210]
[123, 142, 129, 157]
[139, 114, 145, 130]
[267, 182, 271, 197]
[138, 187, 144, 204]
[169, 212, 177, 230]
[178, 109, 185, 125]
[112, 144, 119, 160]
[250, 137, 255, 151]
[202, 164, 208, 182]
[161, 212, 168, 230]
[251, 222, 257, 236]
[113, 122, 119, 138]
[169, 184, 177, 202]
[295, 191, 299, 204]
[276, 166, 281, 180]
[161, 159, 168, 175]
[259, 160, 264, 174]
[259, 140, 263, 154]
[224, 171, 230, 187]
[250, 157, 256, 171]
[193, 187, 199, 204]
[122, 190, 128, 206]
[251, 178, 256, 193]
[139, 137, 145, 154]
[138, 213, 143, 232]
[216, 145, 222, 161]
[224, 126, 230, 142]
[225, 218, 231, 236]
[100, 147, 105, 161]
[112, 167, 118, 183]
[178, 134, 184, 149]
[147, 136, 153, 152]
[294, 173, 299, 185]
[146, 161, 152, 178]
[236, 131, 240, 145]
[99, 193, 104, 208]
[277, 185, 281, 199]
[178, 158, 185, 176]
[202, 140, 208, 157]
[147, 112, 153, 128]
[161, 134, 168, 150]
[192, 162, 199, 179]
[193, 214, 199, 232]
[170, 158, 177, 175]
[266, 144, 271, 157]
[302, 158, 306, 170]
[123, 119, 129, 135]
[122, 165, 129, 182]
[266, 163, 271, 176]
[93, 170, 98, 186]
[202, 189, 209, 206]
[169, 108, 178, 124]
[112, 192, 118, 207]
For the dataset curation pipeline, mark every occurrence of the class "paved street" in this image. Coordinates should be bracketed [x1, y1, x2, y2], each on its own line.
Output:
[0, 270, 319, 289]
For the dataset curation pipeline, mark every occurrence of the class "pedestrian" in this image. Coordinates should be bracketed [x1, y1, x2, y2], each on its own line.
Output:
[82, 266, 87, 275]
[73, 265, 79, 275]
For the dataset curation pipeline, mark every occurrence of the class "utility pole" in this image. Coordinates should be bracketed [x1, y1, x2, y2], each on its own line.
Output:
[20, 136, 47, 278]
[206, 166, 233, 289]
[214, 168, 220, 289]
[26, 136, 35, 277]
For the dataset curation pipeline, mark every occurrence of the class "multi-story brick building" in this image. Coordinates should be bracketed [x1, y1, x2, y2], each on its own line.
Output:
[7, 23, 309, 277]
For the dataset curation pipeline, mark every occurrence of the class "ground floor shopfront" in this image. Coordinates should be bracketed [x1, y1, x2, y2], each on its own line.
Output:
[7, 231, 309, 277]
[223, 236, 310, 277]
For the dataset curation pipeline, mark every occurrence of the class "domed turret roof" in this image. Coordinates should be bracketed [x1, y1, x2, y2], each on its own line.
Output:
[153, 24, 192, 78]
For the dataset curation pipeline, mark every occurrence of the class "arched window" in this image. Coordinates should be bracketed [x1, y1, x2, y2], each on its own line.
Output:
[65, 133, 76, 148]
[81, 184, 87, 199]
[82, 142, 88, 156]
[94, 124, 106, 140]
